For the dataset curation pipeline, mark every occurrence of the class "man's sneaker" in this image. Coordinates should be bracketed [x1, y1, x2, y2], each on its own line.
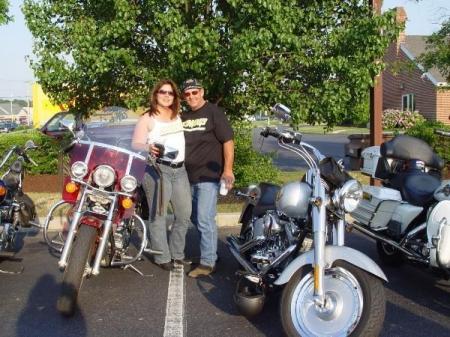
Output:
[187, 264, 215, 278]
[173, 258, 192, 266]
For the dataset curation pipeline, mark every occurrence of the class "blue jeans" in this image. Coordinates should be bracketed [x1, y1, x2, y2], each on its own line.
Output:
[142, 164, 192, 264]
[191, 182, 219, 267]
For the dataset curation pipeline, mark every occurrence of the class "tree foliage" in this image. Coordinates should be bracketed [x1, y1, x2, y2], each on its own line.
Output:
[419, 19, 450, 83]
[23, 0, 400, 126]
[0, 0, 11, 25]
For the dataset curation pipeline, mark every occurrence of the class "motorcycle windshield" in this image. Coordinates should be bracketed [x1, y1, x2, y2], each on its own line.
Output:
[82, 106, 142, 153]
[68, 107, 147, 187]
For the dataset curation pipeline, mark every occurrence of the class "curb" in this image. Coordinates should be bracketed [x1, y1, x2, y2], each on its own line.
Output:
[37, 212, 241, 231]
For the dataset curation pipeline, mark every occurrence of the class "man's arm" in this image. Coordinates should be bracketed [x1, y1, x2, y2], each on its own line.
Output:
[221, 139, 235, 189]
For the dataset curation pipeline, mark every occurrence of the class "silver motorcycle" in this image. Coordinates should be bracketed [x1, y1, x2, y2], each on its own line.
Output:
[351, 133, 450, 275]
[227, 105, 387, 337]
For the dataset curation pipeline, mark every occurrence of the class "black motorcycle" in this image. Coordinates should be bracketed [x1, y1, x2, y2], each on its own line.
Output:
[0, 140, 38, 258]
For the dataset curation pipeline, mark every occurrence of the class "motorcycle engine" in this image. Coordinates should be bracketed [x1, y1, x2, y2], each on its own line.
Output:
[245, 211, 298, 270]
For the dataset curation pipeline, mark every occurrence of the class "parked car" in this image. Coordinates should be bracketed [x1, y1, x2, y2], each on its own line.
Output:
[0, 121, 18, 133]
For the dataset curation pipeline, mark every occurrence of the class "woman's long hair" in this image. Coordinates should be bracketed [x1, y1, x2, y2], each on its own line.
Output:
[145, 79, 180, 119]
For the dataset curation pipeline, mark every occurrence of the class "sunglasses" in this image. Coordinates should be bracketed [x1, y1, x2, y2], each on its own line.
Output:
[183, 90, 199, 98]
[157, 89, 175, 96]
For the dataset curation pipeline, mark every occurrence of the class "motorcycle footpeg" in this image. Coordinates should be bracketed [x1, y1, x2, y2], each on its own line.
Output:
[28, 220, 44, 229]
[144, 247, 163, 255]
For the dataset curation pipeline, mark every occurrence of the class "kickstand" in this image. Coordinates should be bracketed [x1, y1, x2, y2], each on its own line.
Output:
[122, 263, 152, 277]
[0, 266, 24, 275]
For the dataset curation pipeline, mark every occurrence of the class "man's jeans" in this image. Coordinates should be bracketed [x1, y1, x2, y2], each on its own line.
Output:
[191, 181, 219, 267]
[142, 164, 192, 264]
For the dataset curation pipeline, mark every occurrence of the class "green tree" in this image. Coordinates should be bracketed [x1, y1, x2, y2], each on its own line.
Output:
[23, 0, 400, 126]
[419, 19, 450, 83]
[0, 0, 11, 25]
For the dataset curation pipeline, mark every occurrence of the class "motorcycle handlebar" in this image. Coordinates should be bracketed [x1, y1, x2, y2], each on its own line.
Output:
[260, 127, 302, 144]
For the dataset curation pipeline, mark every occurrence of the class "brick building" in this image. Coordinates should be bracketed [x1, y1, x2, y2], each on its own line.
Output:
[383, 7, 450, 125]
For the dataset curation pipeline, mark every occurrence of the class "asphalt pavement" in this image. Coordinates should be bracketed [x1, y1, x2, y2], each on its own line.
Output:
[0, 226, 449, 337]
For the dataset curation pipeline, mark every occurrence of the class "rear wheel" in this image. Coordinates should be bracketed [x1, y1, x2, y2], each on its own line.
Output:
[57, 224, 97, 316]
[280, 261, 386, 337]
[376, 241, 403, 266]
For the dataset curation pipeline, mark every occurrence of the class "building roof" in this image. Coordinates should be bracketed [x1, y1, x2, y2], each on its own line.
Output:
[0, 103, 22, 115]
[402, 35, 447, 85]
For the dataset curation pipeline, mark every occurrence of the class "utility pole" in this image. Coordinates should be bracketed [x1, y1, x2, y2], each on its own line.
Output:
[369, 0, 383, 148]
[369, 0, 383, 186]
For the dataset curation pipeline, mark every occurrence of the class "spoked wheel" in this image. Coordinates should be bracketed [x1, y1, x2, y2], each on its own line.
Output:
[281, 261, 385, 337]
[376, 241, 403, 266]
[57, 224, 97, 316]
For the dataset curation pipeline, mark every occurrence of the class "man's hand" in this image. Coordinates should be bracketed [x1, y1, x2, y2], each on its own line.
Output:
[221, 170, 235, 190]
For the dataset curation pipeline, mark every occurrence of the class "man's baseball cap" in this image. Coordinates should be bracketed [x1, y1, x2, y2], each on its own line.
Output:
[181, 78, 203, 92]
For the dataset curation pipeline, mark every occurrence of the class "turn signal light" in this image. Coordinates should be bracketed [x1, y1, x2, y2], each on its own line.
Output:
[121, 197, 133, 209]
[0, 186, 6, 196]
[65, 182, 78, 193]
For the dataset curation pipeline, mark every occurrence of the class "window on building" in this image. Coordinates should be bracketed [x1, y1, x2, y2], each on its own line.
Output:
[402, 93, 415, 111]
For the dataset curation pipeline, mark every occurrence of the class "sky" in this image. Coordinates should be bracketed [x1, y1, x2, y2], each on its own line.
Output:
[0, 0, 449, 99]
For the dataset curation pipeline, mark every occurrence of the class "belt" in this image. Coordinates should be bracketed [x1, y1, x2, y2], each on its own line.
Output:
[156, 158, 184, 168]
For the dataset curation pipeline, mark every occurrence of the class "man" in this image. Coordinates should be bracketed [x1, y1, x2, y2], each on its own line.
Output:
[181, 78, 235, 278]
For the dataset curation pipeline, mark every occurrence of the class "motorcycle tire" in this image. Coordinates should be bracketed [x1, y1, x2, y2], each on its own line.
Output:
[57, 224, 97, 316]
[376, 241, 403, 266]
[280, 261, 385, 337]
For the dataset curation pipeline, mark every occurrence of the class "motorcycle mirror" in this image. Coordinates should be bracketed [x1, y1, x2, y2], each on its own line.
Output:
[59, 120, 75, 132]
[24, 140, 37, 150]
[271, 103, 291, 122]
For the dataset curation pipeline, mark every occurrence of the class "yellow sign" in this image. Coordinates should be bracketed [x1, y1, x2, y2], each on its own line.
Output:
[32, 83, 67, 127]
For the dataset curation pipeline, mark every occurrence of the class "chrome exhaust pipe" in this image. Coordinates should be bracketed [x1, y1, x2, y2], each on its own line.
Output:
[227, 236, 258, 274]
[352, 222, 424, 260]
[228, 234, 264, 254]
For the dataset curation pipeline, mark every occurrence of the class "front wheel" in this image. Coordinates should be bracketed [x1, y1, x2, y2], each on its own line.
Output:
[280, 261, 385, 337]
[57, 224, 97, 316]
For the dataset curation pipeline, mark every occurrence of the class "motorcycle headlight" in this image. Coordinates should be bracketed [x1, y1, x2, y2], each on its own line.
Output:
[336, 180, 363, 213]
[71, 161, 88, 179]
[120, 175, 137, 192]
[92, 165, 116, 188]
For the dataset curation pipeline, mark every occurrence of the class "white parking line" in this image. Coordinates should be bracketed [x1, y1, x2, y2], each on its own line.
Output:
[163, 264, 185, 337]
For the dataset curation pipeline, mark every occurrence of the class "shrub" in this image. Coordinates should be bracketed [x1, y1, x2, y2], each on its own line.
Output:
[0, 129, 61, 175]
[382, 109, 426, 130]
[232, 121, 280, 188]
[405, 121, 450, 163]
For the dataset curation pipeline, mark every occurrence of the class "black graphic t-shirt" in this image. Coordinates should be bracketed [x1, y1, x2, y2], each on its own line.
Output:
[182, 102, 234, 183]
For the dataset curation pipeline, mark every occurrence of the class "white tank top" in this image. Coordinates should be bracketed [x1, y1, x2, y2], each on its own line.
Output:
[147, 116, 185, 162]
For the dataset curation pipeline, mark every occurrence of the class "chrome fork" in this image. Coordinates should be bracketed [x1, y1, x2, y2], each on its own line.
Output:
[91, 195, 117, 275]
[58, 191, 88, 270]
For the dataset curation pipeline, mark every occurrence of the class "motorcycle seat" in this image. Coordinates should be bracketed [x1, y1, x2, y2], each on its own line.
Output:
[381, 135, 444, 170]
[392, 171, 441, 207]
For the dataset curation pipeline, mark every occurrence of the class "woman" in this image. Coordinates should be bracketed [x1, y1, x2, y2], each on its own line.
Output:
[132, 79, 192, 271]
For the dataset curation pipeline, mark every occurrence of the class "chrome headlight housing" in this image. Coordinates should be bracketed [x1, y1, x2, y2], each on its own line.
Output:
[71, 161, 88, 179]
[335, 179, 363, 213]
[120, 175, 137, 192]
[276, 181, 312, 219]
[92, 165, 116, 188]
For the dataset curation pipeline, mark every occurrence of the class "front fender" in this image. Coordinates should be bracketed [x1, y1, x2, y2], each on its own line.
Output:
[274, 245, 388, 285]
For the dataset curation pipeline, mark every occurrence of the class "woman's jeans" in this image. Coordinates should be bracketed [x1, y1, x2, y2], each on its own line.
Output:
[191, 181, 219, 267]
[142, 164, 192, 264]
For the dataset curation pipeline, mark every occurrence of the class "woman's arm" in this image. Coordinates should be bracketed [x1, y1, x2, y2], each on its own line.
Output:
[132, 114, 153, 151]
